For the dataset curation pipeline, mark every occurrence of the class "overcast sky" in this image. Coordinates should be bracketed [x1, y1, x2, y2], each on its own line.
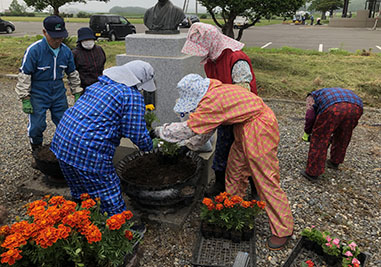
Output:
[63, 0, 206, 13]
[0, 0, 206, 13]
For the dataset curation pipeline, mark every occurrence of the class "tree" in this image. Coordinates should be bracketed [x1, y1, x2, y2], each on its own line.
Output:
[197, 0, 306, 40]
[9, 0, 26, 15]
[23, 0, 109, 16]
[308, 0, 344, 19]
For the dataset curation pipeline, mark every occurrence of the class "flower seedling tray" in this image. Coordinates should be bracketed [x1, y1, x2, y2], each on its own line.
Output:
[282, 236, 370, 267]
[191, 228, 256, 267]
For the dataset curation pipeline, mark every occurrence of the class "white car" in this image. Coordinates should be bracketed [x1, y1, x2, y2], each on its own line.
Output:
[234, 16, 249, 28]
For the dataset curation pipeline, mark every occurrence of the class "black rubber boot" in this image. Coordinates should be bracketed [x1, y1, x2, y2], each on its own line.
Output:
[248, 177, 260, 201]
[205, 170, 226, 197]
[30, 143, 42, 169]
[31, 143, 42, 152]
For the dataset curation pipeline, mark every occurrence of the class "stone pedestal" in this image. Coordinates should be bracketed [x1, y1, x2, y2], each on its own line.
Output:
[116, 33, 204, 124]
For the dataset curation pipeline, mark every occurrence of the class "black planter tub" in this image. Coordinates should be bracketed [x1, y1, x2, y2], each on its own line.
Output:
[116, 148, 203, 210]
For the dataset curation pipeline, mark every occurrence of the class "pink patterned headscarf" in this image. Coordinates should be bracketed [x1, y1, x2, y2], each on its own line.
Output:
[181, 22, 244, 64]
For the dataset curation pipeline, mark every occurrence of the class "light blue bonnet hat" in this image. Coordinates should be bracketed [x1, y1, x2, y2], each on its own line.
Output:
[173, 74, 210, 114]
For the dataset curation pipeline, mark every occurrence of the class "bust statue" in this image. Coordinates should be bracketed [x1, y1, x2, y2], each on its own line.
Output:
[144, 0, 186, 34]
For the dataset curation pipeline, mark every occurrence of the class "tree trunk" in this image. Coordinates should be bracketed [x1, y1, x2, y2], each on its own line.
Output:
[54, 6, 59, 16]
[321, 11, 326, 20]
[222, 21, 234, 39]
[342, 0, 349, 17]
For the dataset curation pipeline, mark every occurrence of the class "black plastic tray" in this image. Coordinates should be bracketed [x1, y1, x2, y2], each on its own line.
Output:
[191, 228, 256, 267]
[282, 236, 371, 267]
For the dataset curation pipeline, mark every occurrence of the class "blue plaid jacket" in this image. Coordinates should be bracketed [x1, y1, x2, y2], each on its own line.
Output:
[51, 75, 152, 173]
[311, 88, 363, 115]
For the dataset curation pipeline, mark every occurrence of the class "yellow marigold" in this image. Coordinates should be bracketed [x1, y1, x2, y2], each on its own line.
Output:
[146, 104, 155, 111]
[0, 248, 22, 265]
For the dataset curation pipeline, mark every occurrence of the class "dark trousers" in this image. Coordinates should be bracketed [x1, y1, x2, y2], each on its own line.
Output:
[306, 103, 363, 176]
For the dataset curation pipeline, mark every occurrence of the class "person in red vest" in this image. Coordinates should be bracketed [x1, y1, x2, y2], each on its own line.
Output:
[181, 22, 257, 197]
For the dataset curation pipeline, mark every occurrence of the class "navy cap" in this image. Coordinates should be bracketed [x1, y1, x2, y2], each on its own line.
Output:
[43, 15, 68, 39]
[77, 27, 96, 42]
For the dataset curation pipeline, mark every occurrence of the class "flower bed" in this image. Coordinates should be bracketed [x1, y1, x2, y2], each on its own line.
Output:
[200, 192, 265, 243]
[0, 194, 142, 267]
[282, 227, 370, 267]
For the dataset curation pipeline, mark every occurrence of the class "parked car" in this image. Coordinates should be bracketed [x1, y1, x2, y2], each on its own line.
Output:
[179, 15, 200, 28]
[233, 16, 249, 29]
[89, 14, 136, 41]
[0, 18, 15, 34]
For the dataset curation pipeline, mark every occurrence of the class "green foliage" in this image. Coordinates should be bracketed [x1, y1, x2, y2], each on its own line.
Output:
[76, 11, 92, 18]
[23, 0, 109, 16]
[144, 104, 158, 132]
[308, 0, 344, 13]
[9, 0, 26, 15]
[157, 139, 180, 157]
[197, 0, 306, 39]
[62, 36, 77, 50]
[109, 6, 147, 14]
[341, 240, 361, 266]
[301, 227, 328, 245]
[200, 14, 208, 19]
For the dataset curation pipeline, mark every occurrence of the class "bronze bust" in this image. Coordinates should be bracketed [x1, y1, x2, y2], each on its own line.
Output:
[144, 0, 186, 34]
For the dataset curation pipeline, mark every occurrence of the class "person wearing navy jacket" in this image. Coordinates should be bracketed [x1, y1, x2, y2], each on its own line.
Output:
[15, 15, 83, 153]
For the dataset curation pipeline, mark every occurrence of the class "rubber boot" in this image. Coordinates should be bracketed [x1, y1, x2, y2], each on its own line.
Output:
[248, 177, 260, 201]
[30, 143, 42, 169]
[204, 170, 225, 197]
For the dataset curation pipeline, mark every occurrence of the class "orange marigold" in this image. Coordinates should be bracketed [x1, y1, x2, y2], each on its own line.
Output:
[80, 193, 91, 200]
[106, 214, 126, 230]
[240, 201, 251, 208]
[34, 226, 59, 248]
[27, 200, 47, 213]
[124, 230, 133, 240]
[122, 210, 133, 220]
[223, 199, 234, 208]
[231, 195, 243, 204]
[207, 203, 215, 211]
[202, 198, 213, 206]
[81, 199, 96, 209]
[257, 201, 266, 209]
[215, 203, 224, 211]
[48, 196, 65, 206]
[0, 225, 10, 236]
[0, 248, 22, 265]
[1, 233, 27, 249]
[28, 205, 46, 217]
[83, 224, 102, 244]
[214, 195, 224, 203]
[57, 224, 71, 239]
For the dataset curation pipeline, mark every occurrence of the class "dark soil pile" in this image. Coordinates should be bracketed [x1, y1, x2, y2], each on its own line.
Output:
[121, 153, 196, 187]
[34, 144, 58, 162]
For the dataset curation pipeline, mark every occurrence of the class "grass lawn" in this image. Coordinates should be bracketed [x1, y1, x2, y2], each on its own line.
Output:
[0, 36, 379, 108]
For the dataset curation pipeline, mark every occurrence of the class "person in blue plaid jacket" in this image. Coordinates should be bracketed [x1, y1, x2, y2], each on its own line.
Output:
[51, 60, 156, 216]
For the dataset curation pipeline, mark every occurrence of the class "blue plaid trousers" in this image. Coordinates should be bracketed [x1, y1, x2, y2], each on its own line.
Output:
[58, 160, 126, 216]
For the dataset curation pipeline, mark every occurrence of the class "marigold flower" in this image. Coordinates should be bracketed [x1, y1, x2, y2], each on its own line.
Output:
[1, 233, 27, 249]
[80, 193, 91, 200]
[214, 195, 224, 203]
[257, 201, 266, 209]
[57, 224, 71, 239]
[215, 203, 223, 211]
[81, 199, 96, 209]
[223, 199, 234, 208]
[146, 104, 155, 111]
[230, 195, 243, 204]
[0, 248, 22, 265]
[106, 214, 126, 230]
[0, 225, 10, 236]
[122, 210, 133, 220]
[48, 196, 65, 206]
[34, 226, 59, 248]
[202, 198, 213, 206]
[207, 203, 215, 211]
[124, 230, 133, 240]
[306, 260, 314, 267]
[83, 224, 102, 244]
[240, 201, 251, 208]
[27, 200, 47, 212]
[353, 263, 360, 267]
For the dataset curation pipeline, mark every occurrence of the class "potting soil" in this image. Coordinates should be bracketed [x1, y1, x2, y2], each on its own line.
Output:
[121, 153, 197, 186]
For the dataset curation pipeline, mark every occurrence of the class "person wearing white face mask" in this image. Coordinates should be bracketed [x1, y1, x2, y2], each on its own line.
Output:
[72, 27, 106, 91]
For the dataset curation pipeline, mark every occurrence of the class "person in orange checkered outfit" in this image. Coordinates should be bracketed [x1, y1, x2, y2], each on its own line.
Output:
[155, 74, 294, 250]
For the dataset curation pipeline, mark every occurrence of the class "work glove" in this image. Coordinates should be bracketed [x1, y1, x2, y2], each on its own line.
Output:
[302, 132, 310, 142]
[22, 98, 33, 114]
[74, 93, 81, 103]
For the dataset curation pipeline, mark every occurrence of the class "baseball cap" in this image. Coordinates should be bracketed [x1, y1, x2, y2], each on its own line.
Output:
[43, 15, 68, 39]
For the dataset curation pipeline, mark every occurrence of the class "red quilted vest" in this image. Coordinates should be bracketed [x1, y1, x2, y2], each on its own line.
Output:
[204, 49, 257, 95]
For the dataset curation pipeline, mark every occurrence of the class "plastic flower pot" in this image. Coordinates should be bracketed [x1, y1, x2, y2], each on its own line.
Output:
[242, 228, 254, 241]
[303, 238, 314, 251]
[231, 230, 242, 243]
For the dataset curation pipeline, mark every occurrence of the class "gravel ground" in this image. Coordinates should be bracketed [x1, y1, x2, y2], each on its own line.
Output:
[0, 77, 380, 267]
